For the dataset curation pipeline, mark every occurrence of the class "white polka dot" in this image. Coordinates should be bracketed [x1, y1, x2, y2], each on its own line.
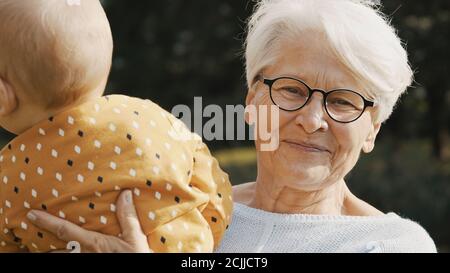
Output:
[132, 121, 139, 129]
[31, 243, 38, 250]
[20, 172, 26, 181]
[152, 166, 160, 175]
[0, 208, 2, 215]
[2, 176, 8, 184]
[5, 200, 11, 208]
[164, 143, 171, 150]
[79, 216, 86, 224]
[136, 148, 143, 156]
[23, 201, 30, 209]
[160, 112, 166, 118]
[77, 174, 84, 183]
[11, 155, 16, 163]
[177, 241, 183, 251]
[21, 222, 28, 230]
[94, 140, 102, 148]
[89, 117, 96, 125]
[39, 128, 46, 136]
[171, 210, 177, 217]
[74, 145, 81, 154]
[114, 146, 121, 155]
[207, 160, 212, 168]
[51, 149, 58, 158]
[150, 120, 156, 127]
[20, 144, 26, 152]
[113, 107, 121, 114]
[109, 123, 117, 132]
[181, 153, 187, 161]
[155, 192, 161, 200]
[134, 188, 140, 196]
[100, 216, 107, 225]
[2, 229, 7, 234]
[110, 162, 117, 170]
[56, 173, 63, 182]
[166, 224, 173, 231]
[200, 232, 205, 241]
[4, 218, 8, 225]
[183, 223, 189, 230]
[166, 183, 172, 191]
[71, 196, 78, 201]
[37, 167, 44, 176]
[114, 185, 121, 191]
[67, 116, 74, 125]
[58, 129, 65, 137]
[195, 245, 202, 253]
[88, 161, 95, 171]
[148, 212, 156, 221]
[59, 211, 65, 219]
[0, 155, 3, 162]
[94, 104, 100, 112]
[50, 245, 57, 250]
[36, 143, 42, 151]
[129, 169, 137, 177]
[1, 241, 6, 247]
[31, 189, 37, 198]
[52, 189, 59, 197]
[145, 138, 152, 146]
[95, 191, 102, 197]
[170, 164, 177, 171]
[110, 204, 116, 212]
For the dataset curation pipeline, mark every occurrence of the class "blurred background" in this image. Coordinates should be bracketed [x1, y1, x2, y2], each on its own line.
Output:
[1, 0, 449, 251]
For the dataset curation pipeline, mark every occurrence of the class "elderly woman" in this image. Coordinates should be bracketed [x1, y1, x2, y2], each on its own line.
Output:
[26, 0, 436, 252]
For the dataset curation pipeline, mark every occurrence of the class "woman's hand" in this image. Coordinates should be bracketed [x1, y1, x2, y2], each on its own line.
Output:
[26, 190, 150, 253]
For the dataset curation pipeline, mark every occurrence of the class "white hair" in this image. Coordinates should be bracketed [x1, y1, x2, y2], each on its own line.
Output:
[245, 0, 413, 122]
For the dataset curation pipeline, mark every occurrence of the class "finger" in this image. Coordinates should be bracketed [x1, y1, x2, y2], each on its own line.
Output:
[116, 190, 147, 244]
[27, 210, 99, 250]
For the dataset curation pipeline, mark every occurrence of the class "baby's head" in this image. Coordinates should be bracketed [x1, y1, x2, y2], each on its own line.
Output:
[0, 0, 113, 134]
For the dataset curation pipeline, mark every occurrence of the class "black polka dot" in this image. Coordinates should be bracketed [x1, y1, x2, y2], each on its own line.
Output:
[160, 237, 166, 244]
[13, 187, 19, 194]
[8, 144, 11, 150]
[187, 170, 191, 176]
[126, 134, 132, 140]
[211, 217, 217, 223]
[217, 193, 222, 198]
[105, 96, 110, 101]
[193, 158, 196, 163]
[37, 232, 44, 238]
[78, 130, 84, 137]
[155, 153, 160, 160]
[89, 202, 95, 210]
[41, 204, 47, 210]
[174, 196, 180, 203]
[97, 176, 103, 183]
[13, 236, 21, 243]
[146, 180, 152, 187]
[67, 160, 73, 167]
[134, 111, 139, 116]
[48, 116, 54, 122]
[226, 225, 229, 230]
[24, 157, 30, 164]
[188, 184, 193, 188]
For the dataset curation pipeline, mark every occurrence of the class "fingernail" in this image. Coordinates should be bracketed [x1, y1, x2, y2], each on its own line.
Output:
[125, 190, 132, 204]
[27, 211, 38, 221]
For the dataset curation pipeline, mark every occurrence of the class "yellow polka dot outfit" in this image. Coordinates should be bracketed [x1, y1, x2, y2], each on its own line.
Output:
[0, 95, 233, 253]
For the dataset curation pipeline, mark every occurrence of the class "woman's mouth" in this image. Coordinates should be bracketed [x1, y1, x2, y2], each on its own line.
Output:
[283, 140, 331, 154]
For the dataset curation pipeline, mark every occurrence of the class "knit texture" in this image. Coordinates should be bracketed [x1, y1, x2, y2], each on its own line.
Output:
[216, 202, 437, 253]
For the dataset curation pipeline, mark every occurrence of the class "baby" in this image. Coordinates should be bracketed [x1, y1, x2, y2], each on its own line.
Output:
[0, 0, 233, 252]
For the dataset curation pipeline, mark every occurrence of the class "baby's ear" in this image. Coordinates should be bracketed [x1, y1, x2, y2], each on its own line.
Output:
[0, 77, 18, 116]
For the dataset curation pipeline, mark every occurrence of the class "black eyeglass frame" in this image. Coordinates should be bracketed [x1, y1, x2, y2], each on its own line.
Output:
[261, 76, 375, 124]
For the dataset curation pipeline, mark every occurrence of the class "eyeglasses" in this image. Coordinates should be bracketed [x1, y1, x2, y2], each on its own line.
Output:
[260, 76, 375, 123]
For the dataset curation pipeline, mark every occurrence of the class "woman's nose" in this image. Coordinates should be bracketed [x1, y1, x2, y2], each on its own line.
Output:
[294, 92, 329, 133]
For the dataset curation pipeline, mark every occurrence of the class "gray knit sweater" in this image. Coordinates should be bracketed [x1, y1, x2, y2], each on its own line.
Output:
[215, 203, 437, 253]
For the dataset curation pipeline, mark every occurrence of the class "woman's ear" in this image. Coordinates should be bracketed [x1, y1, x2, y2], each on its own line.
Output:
[362, 122, 381, 153]
[0, 77, 18, 116]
